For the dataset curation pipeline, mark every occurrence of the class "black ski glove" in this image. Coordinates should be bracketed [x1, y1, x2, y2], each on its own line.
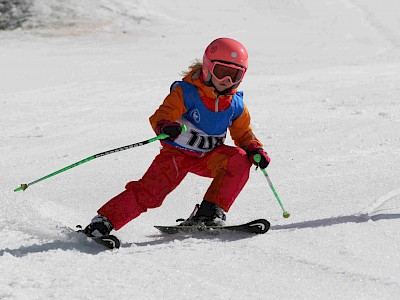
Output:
[156, 120, 182, 141]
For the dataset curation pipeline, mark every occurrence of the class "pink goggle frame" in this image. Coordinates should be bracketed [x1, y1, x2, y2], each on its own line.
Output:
[210, 61, 246, 85]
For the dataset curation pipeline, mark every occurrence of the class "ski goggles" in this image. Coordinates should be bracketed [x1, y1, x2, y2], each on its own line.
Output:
[210, 61, 246, 85]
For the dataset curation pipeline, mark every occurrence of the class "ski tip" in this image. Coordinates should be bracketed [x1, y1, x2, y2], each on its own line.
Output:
[91, 234, 121, 249]
[104, 235, 121, 249]
[248, 219, 270, 234]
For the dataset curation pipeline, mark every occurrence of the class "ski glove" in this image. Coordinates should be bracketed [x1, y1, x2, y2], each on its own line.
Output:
[156, 120, 182, 141]
[246, 142, 271, 169]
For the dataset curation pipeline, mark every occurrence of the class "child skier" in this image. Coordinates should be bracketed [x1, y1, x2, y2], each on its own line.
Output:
[83, 37, 270, 237]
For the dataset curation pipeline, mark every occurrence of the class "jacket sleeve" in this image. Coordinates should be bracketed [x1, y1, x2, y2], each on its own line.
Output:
[149, 86, 187, 132]
[229, 104, 263, 149]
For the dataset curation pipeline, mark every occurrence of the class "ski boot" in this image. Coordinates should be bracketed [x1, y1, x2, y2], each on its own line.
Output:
[178, 200, 226, 226]
[81, 215, 114, 237]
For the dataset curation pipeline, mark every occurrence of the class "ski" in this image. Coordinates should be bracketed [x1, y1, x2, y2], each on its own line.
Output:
[68, 227, 121, 249]
[154, 219, 270, 235]
[88, 234, 120, 249]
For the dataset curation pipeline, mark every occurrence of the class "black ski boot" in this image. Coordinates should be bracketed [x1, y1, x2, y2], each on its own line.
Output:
[179, 200, 226, 226]
[81, 215, 114, 237]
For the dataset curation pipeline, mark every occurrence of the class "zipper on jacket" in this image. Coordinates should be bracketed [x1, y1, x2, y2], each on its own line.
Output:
[215, 95, 220, 112]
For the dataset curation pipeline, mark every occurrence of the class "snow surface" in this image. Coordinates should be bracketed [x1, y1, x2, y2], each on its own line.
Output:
[1, 0, 400, 299]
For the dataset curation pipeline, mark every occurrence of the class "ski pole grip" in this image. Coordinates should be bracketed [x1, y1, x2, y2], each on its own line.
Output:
[253, 153, 268, 174]
[253, 153, 261, 163]
[253, 154, 262, 166]
[157, 124, 187, 140]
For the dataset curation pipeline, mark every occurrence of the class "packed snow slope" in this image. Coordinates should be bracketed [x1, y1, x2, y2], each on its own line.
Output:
[1, 0, 400, 299]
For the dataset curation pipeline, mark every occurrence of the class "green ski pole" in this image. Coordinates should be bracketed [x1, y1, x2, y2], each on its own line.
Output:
[14, 125, 187, 192]
[253, 154, 290, 218]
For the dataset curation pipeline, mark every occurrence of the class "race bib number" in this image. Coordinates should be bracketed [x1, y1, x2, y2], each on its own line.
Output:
[173, 119, 226, 153]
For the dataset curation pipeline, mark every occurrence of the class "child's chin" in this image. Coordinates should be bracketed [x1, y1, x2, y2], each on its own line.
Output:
[216, 84, 230, 91]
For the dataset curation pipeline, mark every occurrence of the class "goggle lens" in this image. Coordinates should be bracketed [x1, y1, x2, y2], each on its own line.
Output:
[211, 62, 245, 84]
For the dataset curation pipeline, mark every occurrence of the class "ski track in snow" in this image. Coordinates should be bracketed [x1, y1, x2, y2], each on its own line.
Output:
[366, 188, 400, 215]
[1, 0, 400, 299]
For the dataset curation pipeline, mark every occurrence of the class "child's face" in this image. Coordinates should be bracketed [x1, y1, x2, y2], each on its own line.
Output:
[211, 76, 236, 92]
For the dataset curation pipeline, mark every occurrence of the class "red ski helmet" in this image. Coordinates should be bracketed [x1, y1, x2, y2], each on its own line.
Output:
[202, 38, 248, 86]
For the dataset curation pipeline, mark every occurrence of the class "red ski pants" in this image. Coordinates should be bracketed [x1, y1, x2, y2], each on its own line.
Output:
[98, 145, 252, 230]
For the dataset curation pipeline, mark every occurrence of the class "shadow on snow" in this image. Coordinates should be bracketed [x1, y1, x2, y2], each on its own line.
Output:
[0, 228, 254, 257]
[271, 213, 400, 231]
[2, 213, 399, 257]
[0, 239, 105, 257]
[129, 229, 256, 248]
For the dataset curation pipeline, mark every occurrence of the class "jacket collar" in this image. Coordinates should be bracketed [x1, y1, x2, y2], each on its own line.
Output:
[182, 70, 236, 100]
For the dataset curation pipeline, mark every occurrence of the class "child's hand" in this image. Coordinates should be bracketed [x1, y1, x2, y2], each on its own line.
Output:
[156, 120, 182, 141]
[245, 142, 270, 169]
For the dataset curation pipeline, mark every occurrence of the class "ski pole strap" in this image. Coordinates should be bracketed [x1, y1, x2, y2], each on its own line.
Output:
[253, 154, 290, 218]
[14, 125, 187, 192]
